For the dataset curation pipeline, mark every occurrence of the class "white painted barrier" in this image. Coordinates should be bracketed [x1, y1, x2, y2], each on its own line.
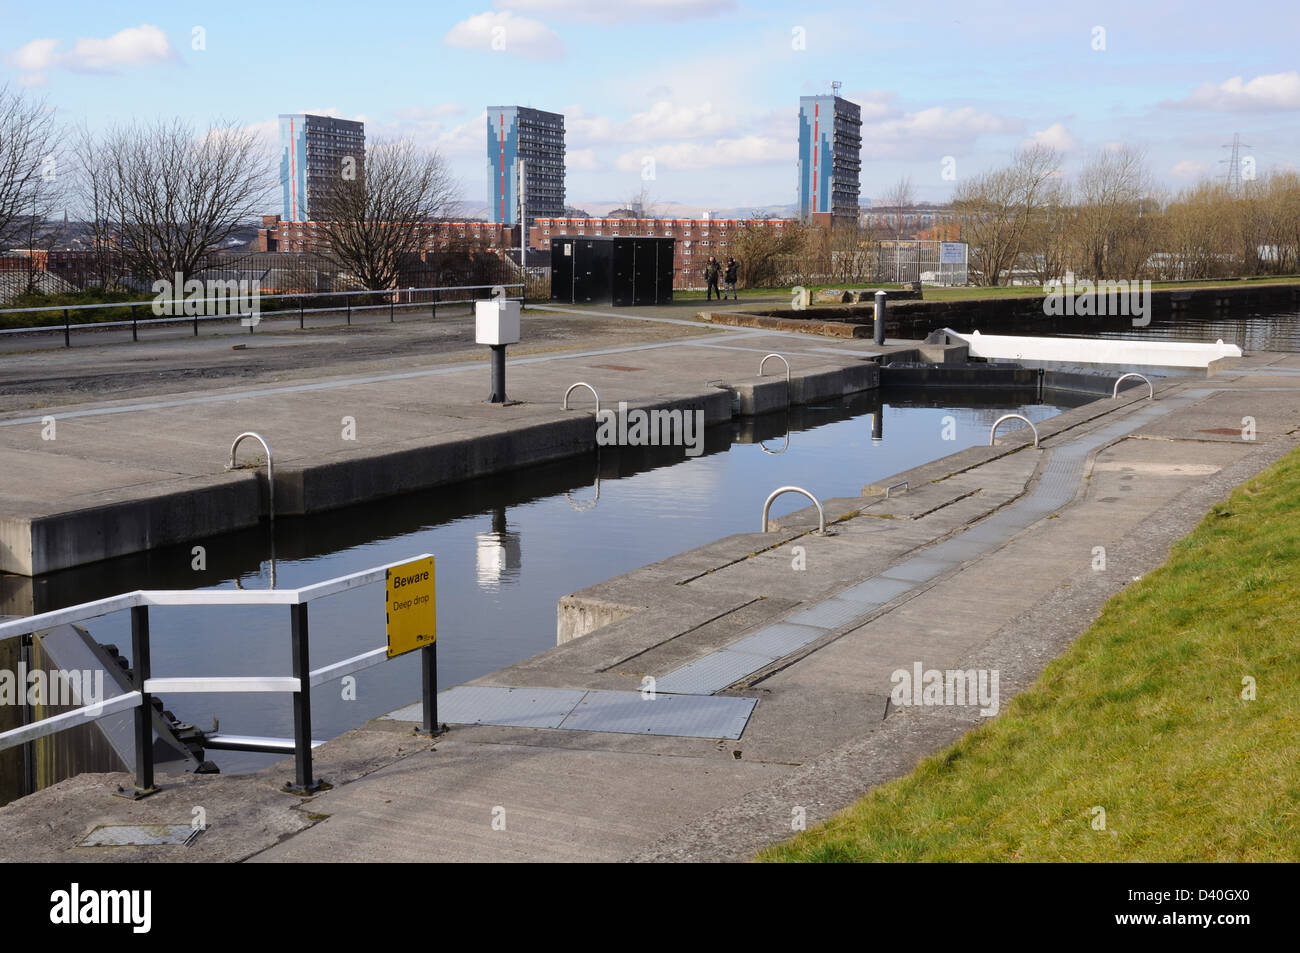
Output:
[944, 330, 1242, 370]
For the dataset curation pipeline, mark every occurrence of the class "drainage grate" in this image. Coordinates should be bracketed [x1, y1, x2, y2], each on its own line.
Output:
[79, 824, 201, 848]
[729, 622, 827, 658]
[558, 690, 756, 738]
[655, 648, 776, 695]
[787, 597, 873, 630]
[385, 686, 757, 739]
[385, 685, 587, 729]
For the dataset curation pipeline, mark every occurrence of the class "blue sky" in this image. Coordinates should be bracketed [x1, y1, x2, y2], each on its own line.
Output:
[2, 0, 1297, 213]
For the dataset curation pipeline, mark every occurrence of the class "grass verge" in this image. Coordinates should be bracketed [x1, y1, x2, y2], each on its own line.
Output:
[758, 446, 1300, 862]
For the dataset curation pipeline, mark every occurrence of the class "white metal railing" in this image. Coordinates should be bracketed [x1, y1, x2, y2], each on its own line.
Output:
[229, 432, 274, 522]
[0, 553, 434, 796]
[761, 486, 826, 535]
[759, 353, 790, 383]
[989, 414, 1040, 448]
[1113, 373, 1155, 400]
[562, 381, 601, 414]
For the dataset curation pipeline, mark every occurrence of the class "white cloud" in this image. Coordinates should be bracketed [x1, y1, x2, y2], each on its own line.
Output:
[1170, 159, 1211, 179]
[10, 37, 58, 70]
[496, 0, 734, 22]
[569, 99, 738, 145]
[443, 11, 564, 60]
[615, 135, 786, 171]
[6, 25, 176, 76]
[567, 148, 599, 170]
[862, 105, 1021, 158]
[1166, 71, 1300, 112]
[1021, 122, 1078, 152]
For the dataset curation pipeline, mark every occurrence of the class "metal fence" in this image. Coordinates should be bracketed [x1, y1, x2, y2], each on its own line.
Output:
[875, 241, 969, 286]
[0, 555, 439, 796]
[0, 282, 525, 346]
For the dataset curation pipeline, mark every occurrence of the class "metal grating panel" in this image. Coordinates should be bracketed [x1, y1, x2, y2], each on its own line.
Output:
[655, 648, 776, 695]
[386, 685, 587, 729]
[558, 690, 756, 739]
[787, 598, 873, 631]
[838, 575, 915, 606]
[879, 554, 954, 583]
[730, 622, 827, 658]
[79, 824, 200, 848]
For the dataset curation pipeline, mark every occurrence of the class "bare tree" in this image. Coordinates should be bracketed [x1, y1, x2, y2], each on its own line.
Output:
[313, 139, 458, 290]
[882, 175, 914, 238]
[1024, 178, 1074, 285]
[0, 85, 61, 253]
[67, 123, 121, 290]
[625, 184, 659, 219]
[951, 146, 1061, 286]
[1073, 146, 1155, 279]
[96, 118, 272, 282]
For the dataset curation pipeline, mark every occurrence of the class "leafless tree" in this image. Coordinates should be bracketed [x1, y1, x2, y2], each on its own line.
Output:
[882, 175, 914, 238]
[67, 123, 121, 289]
[93, 118, 272, 281]
[951, 146, 1061, 286]
[1073, 146, 1156, 279]
[625, 184, 659, 219]
[1024, 178, 1074, 285]
[312, 138, 458, 290]
[0, 85, 61, 253]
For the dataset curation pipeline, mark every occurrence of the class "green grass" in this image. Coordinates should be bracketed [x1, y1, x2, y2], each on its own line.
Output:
[687, 275, 1300, 304]
[758, 447, 1300, 862]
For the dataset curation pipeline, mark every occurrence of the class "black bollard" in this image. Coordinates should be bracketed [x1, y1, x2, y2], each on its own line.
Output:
[488, 344, 508, 403]
[874, 290, 887, 346]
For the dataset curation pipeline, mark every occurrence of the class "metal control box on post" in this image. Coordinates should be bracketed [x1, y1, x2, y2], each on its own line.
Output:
[476, 299, 520, 402]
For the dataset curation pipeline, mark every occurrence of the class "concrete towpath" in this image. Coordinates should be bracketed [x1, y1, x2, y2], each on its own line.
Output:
[3, 348, 1296, 862]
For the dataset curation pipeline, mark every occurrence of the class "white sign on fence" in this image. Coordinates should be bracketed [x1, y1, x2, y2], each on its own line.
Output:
[940, 243, 966, 265]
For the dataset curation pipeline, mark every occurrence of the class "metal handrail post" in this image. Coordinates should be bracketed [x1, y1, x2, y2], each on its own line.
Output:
[286, 602, 320, 793]
[420, 643, 439, 736]
[128, 604, 157, 797]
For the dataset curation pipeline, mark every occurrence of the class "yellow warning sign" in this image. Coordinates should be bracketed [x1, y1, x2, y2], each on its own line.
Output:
[385, 557, 436, 658]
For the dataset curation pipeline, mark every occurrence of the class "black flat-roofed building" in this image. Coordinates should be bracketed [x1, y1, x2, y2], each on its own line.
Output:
[550, 236, 674, 306]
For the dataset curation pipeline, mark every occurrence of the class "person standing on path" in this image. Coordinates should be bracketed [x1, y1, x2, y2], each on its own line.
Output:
[704, 256, 723, 301]
[724, 257, 739, 300]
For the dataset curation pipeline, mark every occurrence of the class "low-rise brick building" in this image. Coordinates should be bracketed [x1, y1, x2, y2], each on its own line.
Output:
[529, 217, 791, 285]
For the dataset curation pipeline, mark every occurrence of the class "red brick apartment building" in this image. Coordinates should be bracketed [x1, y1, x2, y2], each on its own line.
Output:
[528, 217, 791, 282]
[258, 216, 519, 255]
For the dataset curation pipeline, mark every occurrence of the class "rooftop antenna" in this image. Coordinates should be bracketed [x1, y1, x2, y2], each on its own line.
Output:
[831, 80, 842, 97]
[1220, 133, 1251, 193]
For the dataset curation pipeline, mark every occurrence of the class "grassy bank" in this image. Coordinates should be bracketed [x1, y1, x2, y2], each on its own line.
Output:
[759, 446, 1300, 862]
